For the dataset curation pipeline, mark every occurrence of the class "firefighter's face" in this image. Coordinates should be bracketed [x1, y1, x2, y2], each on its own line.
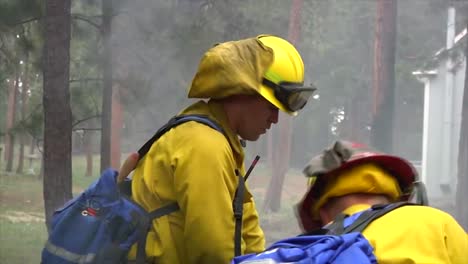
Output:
[237, 95, 279, 141]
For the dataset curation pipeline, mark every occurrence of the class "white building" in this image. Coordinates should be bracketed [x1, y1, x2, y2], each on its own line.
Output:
[412, 7, 465, 200]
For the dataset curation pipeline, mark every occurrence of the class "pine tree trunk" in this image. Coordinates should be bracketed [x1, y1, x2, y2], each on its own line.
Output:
[84, 130, 93, 177]
[17, 59, 30, 174]
[5, 73, 19, 172]
[16, 135, 25, 174]
[100, 0, 113, 172]
[110, 85, 122, 169]
[38, 153, 44, 181]
[370, 0, 397, 153]
[263, 0, 303, 212]
[266, 132, 273, 169]
[43, 0, 73, 231]
[28, 136, 35, 172]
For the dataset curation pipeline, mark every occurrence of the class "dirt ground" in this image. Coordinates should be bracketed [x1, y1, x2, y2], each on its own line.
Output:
[0, 166, 460, 259]
[246, 168, 309, 244]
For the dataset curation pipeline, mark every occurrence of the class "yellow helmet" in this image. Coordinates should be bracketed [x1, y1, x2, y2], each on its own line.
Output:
[257, 35, 316, 115]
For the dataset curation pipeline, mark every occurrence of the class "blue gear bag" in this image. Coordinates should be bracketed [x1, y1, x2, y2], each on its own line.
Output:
[231, 232, 377, 264]
[231, 202, 414, 264]
[41, 169, 170, 263]
[41, 115, 226, 264]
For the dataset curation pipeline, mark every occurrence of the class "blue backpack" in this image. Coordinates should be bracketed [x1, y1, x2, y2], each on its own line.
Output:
[41, 114, 241, 264]
[231, 202, 412, 264]
[231, 233, 376, 264]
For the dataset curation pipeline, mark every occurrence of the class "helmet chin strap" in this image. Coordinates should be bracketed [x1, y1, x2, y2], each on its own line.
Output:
[240, 139, 246, 148]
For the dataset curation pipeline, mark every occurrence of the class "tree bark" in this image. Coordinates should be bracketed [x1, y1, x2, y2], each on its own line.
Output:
[455, 19, 468, 231]
[263, 0, 302, 212]
[100, 0, 113, 172]
[84, 130, 94, 177]
[28, 137, 35, 172]
[110, 85, 122, 169]
[371, 0, 397, 153]
[344, 78, 372, 144]
[266, 132, 273, 169]
[43, 0, 73, 231]
[17, 57, 30, 174]
[5, 73, 19, 172]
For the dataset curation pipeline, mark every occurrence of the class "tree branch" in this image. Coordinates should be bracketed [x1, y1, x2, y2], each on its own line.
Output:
[73, 127, 102, 131]
[70, 78, 102, 83]
[12, 17, 41, 26]
[71, 14, 101, 30]
[0, 38, 13, 64]
[72, 115, 101, 128]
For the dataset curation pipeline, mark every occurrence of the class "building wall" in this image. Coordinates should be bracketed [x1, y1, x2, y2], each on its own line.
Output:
[422, 58, 465, 201]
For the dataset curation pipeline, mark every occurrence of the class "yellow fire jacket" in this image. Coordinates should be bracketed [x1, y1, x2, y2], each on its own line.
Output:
[342, 204, 468, 263]
[129, 100, 265, 263]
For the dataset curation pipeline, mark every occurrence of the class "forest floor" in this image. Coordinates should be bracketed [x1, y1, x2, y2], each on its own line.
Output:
[0, 157, 458, 263]
[0, 172, 48, 264]
[0, 154, 99, 263]
[0, 157, 309, 263]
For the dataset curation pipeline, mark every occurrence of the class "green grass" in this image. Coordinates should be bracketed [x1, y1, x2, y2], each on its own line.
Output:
[0, 152, 307, 262]
[70, 154, 102, 193]
[0, 172, 48, 263]
[0, 221, 45, 264]
[0, 154, 103, 263]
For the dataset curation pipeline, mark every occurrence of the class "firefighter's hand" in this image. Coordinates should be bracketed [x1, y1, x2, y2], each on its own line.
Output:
[117, 152, 139, 183]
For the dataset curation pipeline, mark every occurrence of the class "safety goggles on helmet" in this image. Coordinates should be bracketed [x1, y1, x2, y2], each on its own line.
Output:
[261, 78, 317, 112]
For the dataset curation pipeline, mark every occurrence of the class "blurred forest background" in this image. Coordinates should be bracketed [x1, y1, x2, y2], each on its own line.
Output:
[1, 0, 468, 263]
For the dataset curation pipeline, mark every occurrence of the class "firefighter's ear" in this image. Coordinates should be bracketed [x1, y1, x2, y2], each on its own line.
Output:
[117, 152, 139, 183]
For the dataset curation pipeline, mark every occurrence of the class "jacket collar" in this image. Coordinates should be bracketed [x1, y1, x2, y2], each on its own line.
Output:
[180, 100, 245, 167]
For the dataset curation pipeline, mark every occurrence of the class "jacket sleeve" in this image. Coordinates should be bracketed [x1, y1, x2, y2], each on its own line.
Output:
[172, 127, 244, 263]
[241, 198, 265, 253]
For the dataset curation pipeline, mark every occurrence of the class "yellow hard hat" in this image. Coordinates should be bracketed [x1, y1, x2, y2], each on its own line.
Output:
[187, 35, 315, 115]
[257, 35, 316, 115]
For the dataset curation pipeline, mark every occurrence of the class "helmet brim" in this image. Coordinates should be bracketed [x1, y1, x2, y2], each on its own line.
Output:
[258, 84, 296, 115]
[329, 154, 417, 190]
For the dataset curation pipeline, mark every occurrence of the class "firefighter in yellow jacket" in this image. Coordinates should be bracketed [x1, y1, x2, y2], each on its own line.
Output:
[123, 35, 315, 263]
[297, 140, 468, 263]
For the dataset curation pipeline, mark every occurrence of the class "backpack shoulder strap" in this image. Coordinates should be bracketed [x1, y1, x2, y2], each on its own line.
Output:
[233, 155, 260, 257]
[134, 114, 226, 221]
[326, 202, 414, 235]
[118, 114, 225, 196]
[136, 202, 181, 263]
[137, 114, 226, 161]
[233, 169, 246, 257]
[133, 114, 225, 264]
[134, 114, 251, 260]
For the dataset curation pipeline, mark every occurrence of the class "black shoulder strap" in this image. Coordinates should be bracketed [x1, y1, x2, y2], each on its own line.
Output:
[137, 114, 226, 161]
[121, 115, 226, 196]
[136, 203, 181, 263]
[325, 202, 414, 235]
[134, 114, 253, 261]
[134, 114, 225, 264]
[233, 170, 245, 257]
[233, 155, 260, 257]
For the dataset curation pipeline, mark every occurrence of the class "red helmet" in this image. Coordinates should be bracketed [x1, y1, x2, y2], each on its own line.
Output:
[296, 140, 419, 232]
